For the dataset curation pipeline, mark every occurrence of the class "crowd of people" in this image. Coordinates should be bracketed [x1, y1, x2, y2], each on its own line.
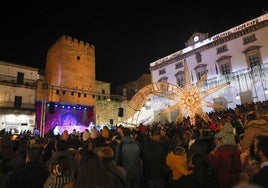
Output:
[0, 106, 268, 188]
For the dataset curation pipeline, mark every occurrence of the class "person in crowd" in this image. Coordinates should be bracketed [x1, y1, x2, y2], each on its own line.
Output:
[82, 129, 90, 142]
[42, 139, 56, 165]
[45, 140, 73, 172]
[158, 127, 170, 155]
[73, 149, 124, 188]
[7, 147, 49, 188]
[43, 154, 75, 188]
[187, 129, 210, 158]
[143, 127, 167, 188]
[231, 114, 245, 143]
[233, 183, 262, 188]
[240, 111, 268, 153]
[89, 127, 101, 148]
[208, 124, 241, 188]
[166, 145, 192, 188]
[95, 146, 126, 185]
[249, 135, 268, 188]
[100, 126, 112, 144]
[115, 127, 144, 188]
[239, 134, 263, 184]
[177, 153, 217, 188]
[61, 130, 69, 142]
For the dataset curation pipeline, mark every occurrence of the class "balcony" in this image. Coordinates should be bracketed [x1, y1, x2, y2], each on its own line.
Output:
[0, 75, 37, 88]
[0, 101, 35, 111]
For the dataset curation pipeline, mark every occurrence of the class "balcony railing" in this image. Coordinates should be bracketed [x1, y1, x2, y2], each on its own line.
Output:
[0, 101, 35, 109]
[0, 75, 37, 88]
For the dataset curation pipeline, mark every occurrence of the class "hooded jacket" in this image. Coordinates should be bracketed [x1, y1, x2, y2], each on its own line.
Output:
[166, 151, 191, 180]
[240, 119, 268, 152]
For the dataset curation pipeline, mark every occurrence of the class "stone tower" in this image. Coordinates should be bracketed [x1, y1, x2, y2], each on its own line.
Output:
[45, 35, 96, 107]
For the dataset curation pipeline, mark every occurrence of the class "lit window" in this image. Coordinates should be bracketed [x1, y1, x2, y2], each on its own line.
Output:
[216, 56, 232, 75]
[248, 54, 260, 68]
[243, 46, 262, 68]
[175, 71, 185, 87]
[194, 64, 207, 80]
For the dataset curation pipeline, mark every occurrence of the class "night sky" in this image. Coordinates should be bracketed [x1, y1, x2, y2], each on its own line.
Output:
[1, 1, 267, 92]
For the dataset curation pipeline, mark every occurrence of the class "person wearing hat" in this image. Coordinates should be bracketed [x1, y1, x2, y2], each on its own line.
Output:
[207, 118, 241, 188]
[95, 146, 126, 186]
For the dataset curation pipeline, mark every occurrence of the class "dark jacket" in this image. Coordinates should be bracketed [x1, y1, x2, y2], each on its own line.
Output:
[143, 139, 167, 180]
[250, 165, 268, 188]
[7, 161, 49, 188]
[115, 135, 142, 180]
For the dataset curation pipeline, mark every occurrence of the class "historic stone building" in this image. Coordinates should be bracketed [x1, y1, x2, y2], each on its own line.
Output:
[0, 61, 38, 133]
[116, 74, 152, 100]
[149, 12, 268, 120]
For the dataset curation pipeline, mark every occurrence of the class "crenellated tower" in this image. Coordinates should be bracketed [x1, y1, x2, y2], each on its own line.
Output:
[45, 34, 96, 107]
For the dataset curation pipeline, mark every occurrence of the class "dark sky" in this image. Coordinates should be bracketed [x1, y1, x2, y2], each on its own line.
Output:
[1, 1, 268, 91]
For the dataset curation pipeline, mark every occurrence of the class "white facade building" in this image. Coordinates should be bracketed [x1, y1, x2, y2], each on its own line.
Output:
[0, 61, 38, 133]
[149, 13, 268, 116]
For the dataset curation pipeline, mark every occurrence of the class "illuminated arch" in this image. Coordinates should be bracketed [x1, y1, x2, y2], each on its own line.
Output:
[125, 82, 183, 125]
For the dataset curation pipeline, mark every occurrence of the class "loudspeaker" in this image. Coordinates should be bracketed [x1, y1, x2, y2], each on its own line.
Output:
[109, 119, 113, 125]
[49, 102, 55, 113]
[118, 108, 124, 117]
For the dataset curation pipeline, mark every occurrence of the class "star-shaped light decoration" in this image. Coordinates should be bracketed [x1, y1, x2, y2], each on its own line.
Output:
[160, 59, 230, 125]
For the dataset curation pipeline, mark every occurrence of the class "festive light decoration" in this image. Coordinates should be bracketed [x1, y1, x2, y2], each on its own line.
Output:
[160, 60, 230, 125]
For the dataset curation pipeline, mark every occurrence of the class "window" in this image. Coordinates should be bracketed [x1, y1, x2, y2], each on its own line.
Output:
[216, 56, 232, 75]
[195, 52, 202, 63]
[159, 68, 166, 75]
[175, 71, 185, 87]
[17, 72, 24, 84]
[248, 54, 260, 68]
[221, 63, 231, 75]
[175, 61, 183, 69]
[243, 46, 262, 68]
[77, 56, 80, 60]
[158, 77, 168, 82]
[243, 34, 257, 45]
[197, 70, 206, 80]
[194, 64, 207, 80]
[216, 45, 228, 54]
[14, 96, 22, 108]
